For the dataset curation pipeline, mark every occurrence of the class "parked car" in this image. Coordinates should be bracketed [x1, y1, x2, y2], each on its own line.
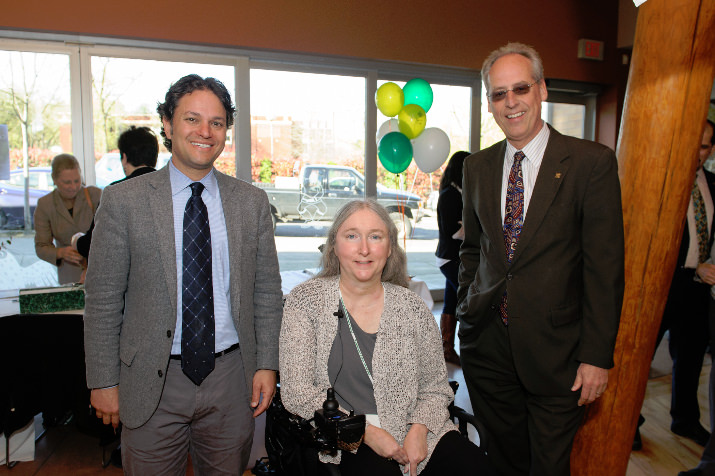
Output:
[254, 164, 422, 237]
[0, 167, 54, 229]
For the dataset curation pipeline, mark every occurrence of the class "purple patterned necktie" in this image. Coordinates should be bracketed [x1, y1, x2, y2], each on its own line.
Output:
[499, 151, 525, 326]
[181, 182, 215, 385]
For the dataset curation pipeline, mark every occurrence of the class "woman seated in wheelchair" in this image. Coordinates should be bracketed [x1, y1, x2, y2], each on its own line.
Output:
[279, 200, 494, 476]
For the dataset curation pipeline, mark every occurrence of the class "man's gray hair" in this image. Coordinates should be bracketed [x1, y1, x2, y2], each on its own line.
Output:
[481, 42, 544, 95]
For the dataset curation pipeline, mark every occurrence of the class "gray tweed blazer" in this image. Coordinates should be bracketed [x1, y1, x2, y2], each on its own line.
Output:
[83, 165, 283, 429]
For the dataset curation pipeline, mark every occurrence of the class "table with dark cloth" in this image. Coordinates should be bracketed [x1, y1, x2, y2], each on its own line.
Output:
[1, 313, 102, 461]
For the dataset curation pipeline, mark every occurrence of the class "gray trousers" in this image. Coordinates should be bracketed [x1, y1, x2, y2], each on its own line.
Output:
[121, 348, 254, 475]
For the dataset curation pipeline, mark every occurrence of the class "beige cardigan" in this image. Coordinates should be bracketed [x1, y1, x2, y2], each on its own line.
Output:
[34, 186, 101, 284]
[279, 275, 456, 474]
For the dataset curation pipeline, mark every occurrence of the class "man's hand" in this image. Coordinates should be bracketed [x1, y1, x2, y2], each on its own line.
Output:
[402, 423, 428, 475]
[571, 363, 608, 406]
[251, 369, 277, 417]
[364, 425, 409, 466]
[697, 263, 715, 285]
[90, 386, 120, 428]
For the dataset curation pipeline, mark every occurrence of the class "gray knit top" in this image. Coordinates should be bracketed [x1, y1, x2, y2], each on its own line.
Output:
[279, 275, 457, 473]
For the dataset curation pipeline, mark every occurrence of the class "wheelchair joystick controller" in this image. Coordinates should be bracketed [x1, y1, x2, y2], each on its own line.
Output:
[323, 388, 340, 418]
[311, 387, 366, 454]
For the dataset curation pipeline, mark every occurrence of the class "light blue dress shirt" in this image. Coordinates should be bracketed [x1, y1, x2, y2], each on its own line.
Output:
[169, 161, 237, 355]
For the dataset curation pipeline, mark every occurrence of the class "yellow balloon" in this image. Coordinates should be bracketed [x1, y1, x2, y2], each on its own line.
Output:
[398, 104, 427, 139]
[376, 82, 404, 117]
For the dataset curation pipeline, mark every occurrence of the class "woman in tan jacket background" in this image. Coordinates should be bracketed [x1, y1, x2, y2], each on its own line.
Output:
[34, 153, 101, 284]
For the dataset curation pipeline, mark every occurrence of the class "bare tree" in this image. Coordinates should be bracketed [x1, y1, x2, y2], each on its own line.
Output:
[92, 58, 121, 153]
[0, 53, 64, 232]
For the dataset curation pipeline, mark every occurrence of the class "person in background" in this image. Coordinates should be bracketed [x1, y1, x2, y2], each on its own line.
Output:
[677, 120, 715, 476]
[84, 74, 283, 474]
[435, 150, 470, 366]
[636, 118, 715, 451]
[72, 126, 159, 260]
[457, 42, 624, 475]
[280, 200, 493, 476]
[34, 153, 101, 284]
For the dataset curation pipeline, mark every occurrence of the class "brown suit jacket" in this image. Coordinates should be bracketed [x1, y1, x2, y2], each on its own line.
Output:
[457, 126, 625, 394]
[34, 186, 101, 284]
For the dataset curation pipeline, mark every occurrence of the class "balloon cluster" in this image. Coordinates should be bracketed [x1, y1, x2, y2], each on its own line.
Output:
[376, 79, 450, 174]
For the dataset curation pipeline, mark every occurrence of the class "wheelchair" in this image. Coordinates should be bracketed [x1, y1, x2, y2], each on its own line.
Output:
[253, 380, 488, 476]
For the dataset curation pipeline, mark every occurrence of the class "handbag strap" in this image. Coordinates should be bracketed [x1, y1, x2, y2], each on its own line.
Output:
[83, 187, 95, 214]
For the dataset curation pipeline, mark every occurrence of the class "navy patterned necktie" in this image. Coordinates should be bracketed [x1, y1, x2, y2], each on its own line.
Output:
[499, 151, 525, 326]
[181, 182, 215, 385]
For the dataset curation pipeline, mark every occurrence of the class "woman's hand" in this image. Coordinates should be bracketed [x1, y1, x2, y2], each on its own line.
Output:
[57, 246, 83, 266]
[364, 425, 409, 466]
[402, 423, 428, 475]
[452, 221, 465, 240]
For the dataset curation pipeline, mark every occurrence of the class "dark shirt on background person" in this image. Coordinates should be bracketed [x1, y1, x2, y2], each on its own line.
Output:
[72, 126, 159, 259]
[435, 150, 469, 366]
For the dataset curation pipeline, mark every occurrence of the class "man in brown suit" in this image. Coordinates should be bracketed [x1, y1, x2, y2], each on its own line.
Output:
[457, 43, 625, 475]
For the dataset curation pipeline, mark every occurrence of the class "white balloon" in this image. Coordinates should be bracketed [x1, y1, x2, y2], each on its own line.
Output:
[376, 119, 399, 145]
[412, 128, 450, 173]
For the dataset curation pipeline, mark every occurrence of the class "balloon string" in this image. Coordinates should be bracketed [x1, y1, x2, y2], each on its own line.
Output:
[408, 169, 418, 196]
[397, 174, 407, 248]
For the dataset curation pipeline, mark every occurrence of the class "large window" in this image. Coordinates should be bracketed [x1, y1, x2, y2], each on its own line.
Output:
[0, 49, 72, 231]
[250, 69, 366, 272]
[0, 32, 601, 295]
[250, 69, 366, 180]
[2, 32, 611, 293]
[0, 50, 73, 171]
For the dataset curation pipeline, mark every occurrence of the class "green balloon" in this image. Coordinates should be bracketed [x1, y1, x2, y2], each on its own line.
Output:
[403, 78, 434, 113]
[378, 132, 413, 174]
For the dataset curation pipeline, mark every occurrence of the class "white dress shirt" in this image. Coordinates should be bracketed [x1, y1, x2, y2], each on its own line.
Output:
[500, 121, 551, 223]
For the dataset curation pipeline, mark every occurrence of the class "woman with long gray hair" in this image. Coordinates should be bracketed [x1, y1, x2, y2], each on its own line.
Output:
[280, 200, 492, 475]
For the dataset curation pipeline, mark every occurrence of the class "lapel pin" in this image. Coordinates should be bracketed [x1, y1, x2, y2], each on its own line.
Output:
[555, 173, 562, 179]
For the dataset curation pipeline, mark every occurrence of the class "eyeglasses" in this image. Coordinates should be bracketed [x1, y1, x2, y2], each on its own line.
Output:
[487, 82, 537, 102]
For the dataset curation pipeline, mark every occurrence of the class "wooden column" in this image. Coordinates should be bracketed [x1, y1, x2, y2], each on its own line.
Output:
[571, 0, 715, 475]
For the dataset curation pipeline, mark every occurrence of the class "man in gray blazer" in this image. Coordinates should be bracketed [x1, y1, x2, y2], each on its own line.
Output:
[457, 43, 624, 475]
[84, 75, 283, 474]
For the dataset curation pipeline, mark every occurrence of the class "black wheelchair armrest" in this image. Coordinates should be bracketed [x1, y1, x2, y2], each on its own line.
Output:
[447, 379, 489, 451]
[449, 403, 489, 450]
